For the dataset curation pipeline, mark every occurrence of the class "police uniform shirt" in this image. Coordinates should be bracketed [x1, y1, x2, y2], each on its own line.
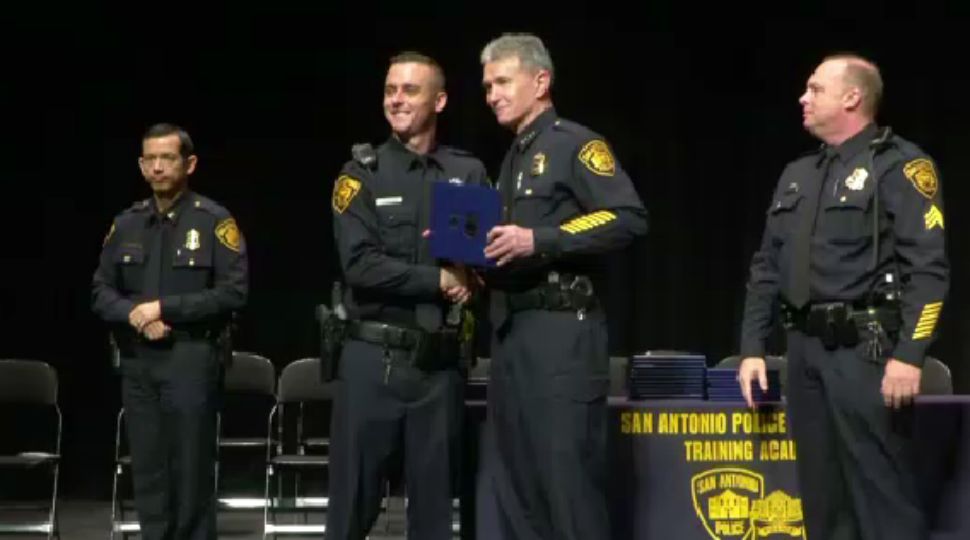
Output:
[331, 137, 489, 328]
[92, 190, 249, 328]
[491, 107, 648, 290]
[741, 124, 948, 366]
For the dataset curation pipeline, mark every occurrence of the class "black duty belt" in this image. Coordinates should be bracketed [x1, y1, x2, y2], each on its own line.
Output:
[507, 272, 596, 314]
[346, 320, 459, 371]
[781, 301, 901, 350]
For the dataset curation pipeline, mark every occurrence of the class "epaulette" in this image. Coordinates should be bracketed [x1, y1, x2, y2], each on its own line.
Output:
[351, 143, 378, 171]
[187, 193, 228, 217]
[440, 144, 473, 157]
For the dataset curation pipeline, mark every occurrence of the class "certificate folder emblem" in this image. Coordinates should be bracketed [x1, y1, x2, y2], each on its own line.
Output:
[429, 182, 502, 267]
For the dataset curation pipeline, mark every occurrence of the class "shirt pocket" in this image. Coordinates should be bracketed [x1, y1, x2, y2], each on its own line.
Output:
[768, 191, 804, 245]
[512, 179, 560, 226]
[114, 244, 145, 293]
[376, 205, 417, 260]
[172, 244, 214, 290]
[819, 192, 873, 245]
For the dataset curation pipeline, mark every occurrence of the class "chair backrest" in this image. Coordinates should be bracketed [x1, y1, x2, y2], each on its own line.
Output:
[0, 359, 58, 405]
[609, 356, 628, 397]
[920, 356, 952, 395]
[277, 358, 333, 403]
[224, 351, 276, 396]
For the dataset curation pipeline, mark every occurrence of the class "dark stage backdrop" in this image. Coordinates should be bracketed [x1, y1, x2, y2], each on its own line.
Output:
[3, 4, 968, 497]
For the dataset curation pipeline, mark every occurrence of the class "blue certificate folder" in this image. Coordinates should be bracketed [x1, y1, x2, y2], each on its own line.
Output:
[429, 181, 502, 267]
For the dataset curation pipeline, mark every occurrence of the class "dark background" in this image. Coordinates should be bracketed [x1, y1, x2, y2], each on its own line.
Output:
[3, 3, 968, 497]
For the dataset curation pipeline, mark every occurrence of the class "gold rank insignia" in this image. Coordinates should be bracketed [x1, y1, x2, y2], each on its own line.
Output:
[844, 167, 868, 191]
[903, 158, 938, 199]
[332, 175, 362, 214]
[185, 229, 201, 251]
[578, 139, 616, 177]
[103, 223, 115, 246]
[531, 152, 546, 176]
[215, 218, 242, 252]
[924, 204, 944, 230]
[913, 301, 943, 340]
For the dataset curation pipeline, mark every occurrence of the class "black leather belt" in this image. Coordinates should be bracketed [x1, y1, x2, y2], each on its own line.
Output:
[781, 301, 901, 349]
[346, 321, 423, 350]
[346, 320, 459, 371]
[507, 273, 596, 313]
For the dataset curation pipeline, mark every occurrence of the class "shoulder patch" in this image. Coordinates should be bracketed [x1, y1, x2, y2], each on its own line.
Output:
[103, 222, 116, 246]
[332, 175, 362, 214]
[578, 139, 616, 177]
[215, 218, 242, 252]
[903, 158, 938, 199]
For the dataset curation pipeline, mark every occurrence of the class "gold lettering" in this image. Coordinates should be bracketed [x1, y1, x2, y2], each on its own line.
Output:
[758, 439, 797, 461]
[621, 412, 631, 434]
[684, 440, 755, 462]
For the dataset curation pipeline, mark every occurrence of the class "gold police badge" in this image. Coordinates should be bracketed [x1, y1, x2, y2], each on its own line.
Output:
[215, 219, 242, 252]
[903, 158, 938, 199]
[531, 152, 547, 176]
[578, 139, 615, 176]
[844, 168, 868, 191]
[332, 175, 362, 214]
[185, 229, 201, 251]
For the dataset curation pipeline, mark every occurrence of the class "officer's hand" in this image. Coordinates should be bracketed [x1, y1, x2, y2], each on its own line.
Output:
[128, 301, 162, 331]
[738, 357, 768, 409]
[440, 267, 472, 304]
[142, 320, 171, 341]
[484, 225, 534, 266]
[881, 358, 921, 409]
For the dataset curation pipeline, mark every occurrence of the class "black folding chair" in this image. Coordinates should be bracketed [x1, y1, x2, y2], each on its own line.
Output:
[263, 357, 333, 538]
[218, 351, 277, 510]
[0, 359, 62, 540]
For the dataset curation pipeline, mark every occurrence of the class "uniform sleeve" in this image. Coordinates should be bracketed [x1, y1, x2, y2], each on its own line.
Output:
[883, 155, 949, 367]
[91, 219, 136, 322]
[739, 174, 790, 358]
[740, 216, 781, 358]
[160, 214, 249, 322]
[532, 137, 648, 257]
[333, 164, 440, 299]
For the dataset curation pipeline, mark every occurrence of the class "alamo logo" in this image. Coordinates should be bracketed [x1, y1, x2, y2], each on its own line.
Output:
[691, 468, 805, 539]
[751, 490, 805, 538]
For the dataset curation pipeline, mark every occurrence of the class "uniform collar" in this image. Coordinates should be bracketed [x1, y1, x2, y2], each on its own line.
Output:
[828, 122, 879, 164]
[514, 106, 558, 153]
[384, 135, 444, 172]
[149, 189, 192, 224]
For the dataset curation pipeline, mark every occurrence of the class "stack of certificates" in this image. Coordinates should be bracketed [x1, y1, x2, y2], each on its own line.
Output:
[705, 368, 781, 402]
[627, 353, 707, 400]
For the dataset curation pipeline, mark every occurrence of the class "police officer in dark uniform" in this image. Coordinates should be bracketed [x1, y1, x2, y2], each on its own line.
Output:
[92, 123, 248, 540]
[326, 51, 489, 540]
[738, 55, 948, 540]
[479, 34, 648, 540]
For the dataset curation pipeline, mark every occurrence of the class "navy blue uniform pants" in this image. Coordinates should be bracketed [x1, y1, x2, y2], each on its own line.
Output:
[326, 339, 462, 540]
[485, 310, 610, 540]
[786, 330, 926, 540]
[120, 340, 220, 540]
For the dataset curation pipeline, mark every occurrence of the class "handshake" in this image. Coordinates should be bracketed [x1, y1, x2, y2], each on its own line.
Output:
[127, 300, 170, 341]
[439, 266, 482, 305]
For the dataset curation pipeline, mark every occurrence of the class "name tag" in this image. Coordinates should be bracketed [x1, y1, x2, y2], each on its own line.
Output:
[376, 196, 403, 207]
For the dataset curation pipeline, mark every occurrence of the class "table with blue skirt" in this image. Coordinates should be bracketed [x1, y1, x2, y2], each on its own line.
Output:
[462, 395, 970, 539]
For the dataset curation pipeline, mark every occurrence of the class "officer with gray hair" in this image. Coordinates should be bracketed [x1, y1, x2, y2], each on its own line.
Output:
[480, 32, 648, 540]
